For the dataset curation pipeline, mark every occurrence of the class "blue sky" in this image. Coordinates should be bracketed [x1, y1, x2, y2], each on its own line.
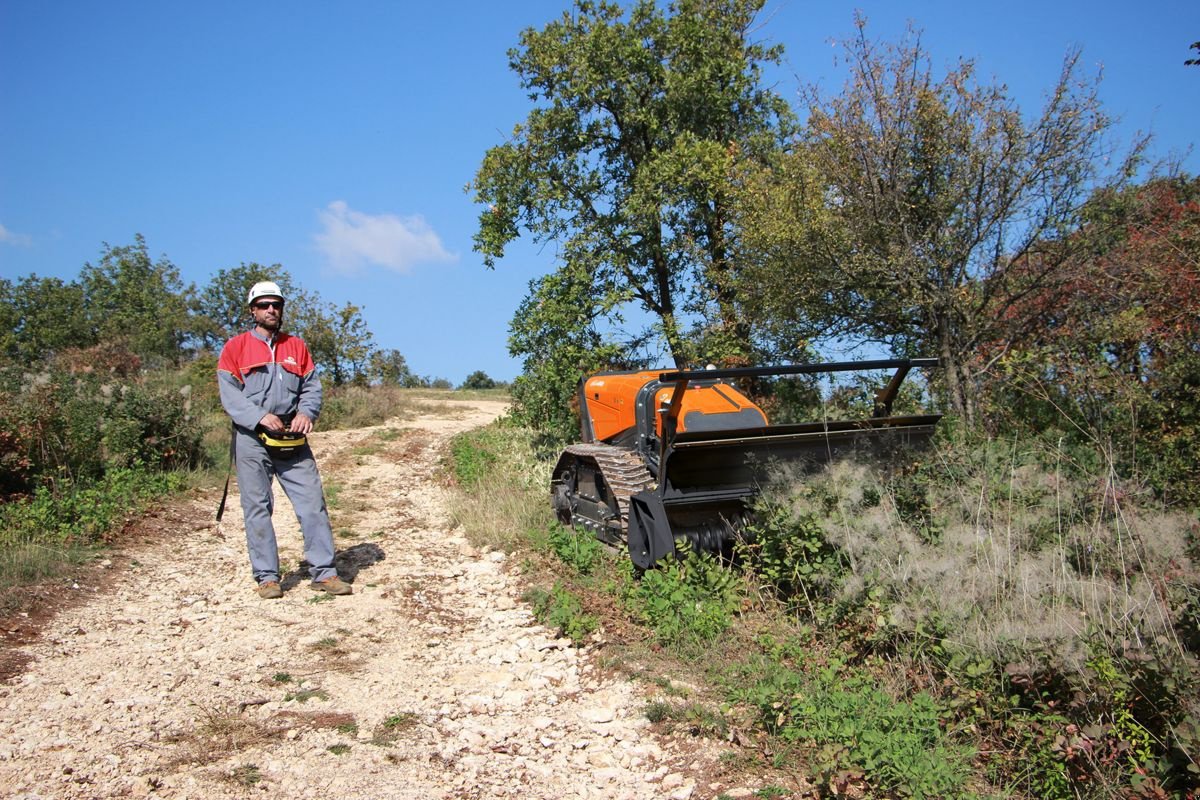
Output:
[1, 1, 1197, 384]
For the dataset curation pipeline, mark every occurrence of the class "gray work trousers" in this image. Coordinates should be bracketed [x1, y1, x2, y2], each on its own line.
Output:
[234, 429, 338, 584]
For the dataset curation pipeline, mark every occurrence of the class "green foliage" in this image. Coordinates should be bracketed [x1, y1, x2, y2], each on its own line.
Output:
[748, 426, 1200, 796]
[0, 352, 206, 493]
[738, 496, 846, 609]
[505, 262, 632, 440]
[547, 523, 604, 575]
[459, 370, 496, 390]
[0, 467, 183, 581]
[80, 235, 199, 365]
[287, 292, 376, 386]
[524, 582, 597, 644]
[740, 657, 975, 799]
[474, 0, 795, 391]
[449, 427, 501, 486]
[984, 177, 1200, 506]
[623, 550, 741, 646]
[369, 348, 419, 386]
[0, 275, 93, 365]
[733, 18, 1133, 421]
[194, 263, 293, 348]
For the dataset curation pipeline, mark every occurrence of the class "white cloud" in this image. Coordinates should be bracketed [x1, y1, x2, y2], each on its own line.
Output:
[314, 200, 457, 274]
[0, 224, 32, 247]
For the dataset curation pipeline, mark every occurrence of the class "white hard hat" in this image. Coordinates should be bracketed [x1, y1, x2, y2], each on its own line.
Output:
[247, 281, 285, 304]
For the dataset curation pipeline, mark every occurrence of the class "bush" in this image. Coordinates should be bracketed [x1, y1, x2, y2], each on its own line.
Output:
[747, 427, 1200, 795]
[622, 549, 741, 647]
[740, 657, 975, 799]
[524, 582, 597, 644]
[0, 348, 205, 496]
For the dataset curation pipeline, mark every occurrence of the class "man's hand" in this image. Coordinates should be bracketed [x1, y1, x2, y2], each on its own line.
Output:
[259, 413, 286, 433]
[290, 413, 315, 435]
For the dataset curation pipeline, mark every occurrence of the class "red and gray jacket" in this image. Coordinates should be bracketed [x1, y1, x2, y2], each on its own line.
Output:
[217, 329, 323, 432]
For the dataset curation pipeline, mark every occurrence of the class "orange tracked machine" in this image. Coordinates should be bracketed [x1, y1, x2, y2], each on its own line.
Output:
[551, 359, 941, 568]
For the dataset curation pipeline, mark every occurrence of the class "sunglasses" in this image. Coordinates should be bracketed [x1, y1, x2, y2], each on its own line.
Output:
[253, 300, 284, 310]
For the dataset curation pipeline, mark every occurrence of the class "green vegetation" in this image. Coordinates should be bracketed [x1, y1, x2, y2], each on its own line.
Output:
[523, 582, 597, 645]
[448, 417, 1200, 798]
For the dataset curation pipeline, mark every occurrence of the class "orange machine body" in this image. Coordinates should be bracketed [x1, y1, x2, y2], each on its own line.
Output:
[582, 371, 768, 443]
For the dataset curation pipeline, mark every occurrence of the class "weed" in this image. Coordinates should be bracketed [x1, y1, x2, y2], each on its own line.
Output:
[284, 688, 329, 703]
[366, 711, 421, 747]
[327, 743, 350, 755]
[547, 522, 604, 575]
[272, 673, 293, 684]
[642, 700, 729, 738]
[739, 656, 973, 799]
[306, 593, 334, 604]
[382, 712, 418, 730]
[524, 582, 597, 644]
[623, 550, 741, 646]
[228, 764, 262, 786]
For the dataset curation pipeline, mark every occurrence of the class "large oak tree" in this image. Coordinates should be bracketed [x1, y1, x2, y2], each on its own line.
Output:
[473, 0, 793, 377]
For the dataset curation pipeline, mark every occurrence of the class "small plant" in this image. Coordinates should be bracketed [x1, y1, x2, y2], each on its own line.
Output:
[272, 672, 293, 684]
[306, 593, 335, 604]
[284, 688, 329, 703]
[524, 582, 598, 644]
[229, 764, 262, 786]
[327, 743, 350, 755]
[739, 657, 974, 799]
[369, 711, 419, 747]
[335, 721, 358, 735]
[642, 700, 729, 738]
[623, 550, 741, 646]
[382, 712, 418, 730]
[738, 496, 845, 611]
[547, 522, 603, 575]
[324, 480, 344, 509]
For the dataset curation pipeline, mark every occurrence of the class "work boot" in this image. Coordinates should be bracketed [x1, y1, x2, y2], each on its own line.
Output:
[310, 576, 353, 596]
[256, 581, 283, 599]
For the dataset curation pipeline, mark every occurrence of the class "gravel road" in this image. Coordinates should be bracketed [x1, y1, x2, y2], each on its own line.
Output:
[0, 399, 755, 799]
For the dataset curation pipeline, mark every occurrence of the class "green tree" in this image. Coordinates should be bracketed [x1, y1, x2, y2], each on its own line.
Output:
[507, 264, 630, 437]
[0, 275, 93, 364]
[369, 348, 418, 386]
[473, 0, 793, 383]
[80, 235, 197, 365]
[196, 264, 294, 349]
[733, 19, 1138, 423]
[459, 370, 497, 390]
[288, 293, 376, 386]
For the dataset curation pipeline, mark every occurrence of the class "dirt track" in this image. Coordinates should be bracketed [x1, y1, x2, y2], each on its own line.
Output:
[0, 399, 748, 799]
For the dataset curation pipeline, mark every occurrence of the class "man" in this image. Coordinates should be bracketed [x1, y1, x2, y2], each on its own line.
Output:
[217, 280, 352, 599]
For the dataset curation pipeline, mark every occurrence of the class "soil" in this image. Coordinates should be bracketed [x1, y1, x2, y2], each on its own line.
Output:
[0, 398, 764, 799]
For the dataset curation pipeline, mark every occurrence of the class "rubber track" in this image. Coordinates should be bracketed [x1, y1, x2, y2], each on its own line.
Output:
[560, 443, 655, 528]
